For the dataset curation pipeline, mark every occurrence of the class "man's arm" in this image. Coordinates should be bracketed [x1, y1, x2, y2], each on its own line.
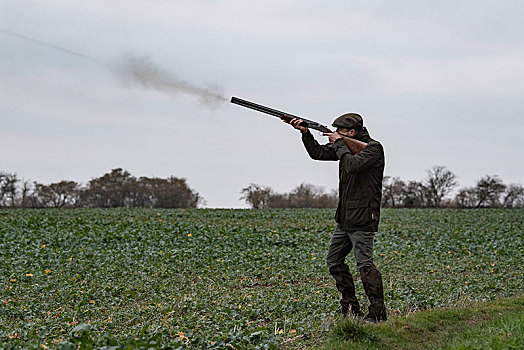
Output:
[290, 118, 338, 161]
[301, 131, 339, 161]
[332, 139, 383, 173]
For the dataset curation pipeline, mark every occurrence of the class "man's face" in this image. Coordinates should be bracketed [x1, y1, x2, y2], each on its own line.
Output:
[336, 127, 357, 137]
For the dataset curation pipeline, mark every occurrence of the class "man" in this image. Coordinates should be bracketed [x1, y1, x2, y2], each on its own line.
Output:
[290, 114, 387, 323]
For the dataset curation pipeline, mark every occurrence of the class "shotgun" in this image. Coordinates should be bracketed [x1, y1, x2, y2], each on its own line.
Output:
[230, 97, 367, 154]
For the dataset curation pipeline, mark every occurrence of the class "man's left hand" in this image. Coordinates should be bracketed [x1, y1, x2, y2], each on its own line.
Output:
[323, 132, 342, 144]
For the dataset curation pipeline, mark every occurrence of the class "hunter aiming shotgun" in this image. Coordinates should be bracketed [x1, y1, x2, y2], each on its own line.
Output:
[232, 96, 388, 322]
[230, 97, 367, 154]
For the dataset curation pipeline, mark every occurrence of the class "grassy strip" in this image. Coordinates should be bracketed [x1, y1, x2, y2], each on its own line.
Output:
[320, 296, 524, 350]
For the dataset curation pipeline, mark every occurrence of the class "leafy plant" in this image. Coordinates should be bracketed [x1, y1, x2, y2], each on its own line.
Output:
[0, 208, 522, 348]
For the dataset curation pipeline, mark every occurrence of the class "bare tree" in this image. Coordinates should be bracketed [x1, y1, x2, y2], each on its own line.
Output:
[455, 187, 477, 208]
[288, 183, 322, 208]
[0, 173, 4, 205]
[48, 181, 80, 207]
[240, 184, 272, 209]
[382, 176, 406, 208]
[0, 173, 19, 207]
[502, 184, 524, 208]
[34, 183, 55, 207]
[424, 166, 458, 208]
[403, 181, 428, 208]
[475, 175, 506, 208]
[19, 180, 35, 208]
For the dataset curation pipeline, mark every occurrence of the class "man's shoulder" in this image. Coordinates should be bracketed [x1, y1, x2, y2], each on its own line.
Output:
[366, 139, 383, 151]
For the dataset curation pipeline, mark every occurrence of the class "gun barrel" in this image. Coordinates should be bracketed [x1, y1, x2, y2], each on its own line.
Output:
[230, 97, 300, 120]
[230, 96, 332, 133]
[230, 96, 367, 154]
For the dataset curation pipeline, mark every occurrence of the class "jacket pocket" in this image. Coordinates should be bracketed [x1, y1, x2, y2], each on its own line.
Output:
[345, 199, 373, 226]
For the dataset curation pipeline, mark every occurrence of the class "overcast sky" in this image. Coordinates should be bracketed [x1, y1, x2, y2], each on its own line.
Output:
[1, 0, 523, 207]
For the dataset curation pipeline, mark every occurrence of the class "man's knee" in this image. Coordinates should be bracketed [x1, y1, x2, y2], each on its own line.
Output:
[328, 263, 349, 274]
[326, 230, 352, 269]
[326, 257, 335, 269]
[357, 260, 376, 271]
[326, 249, 350, 269]
[326, 255, 341, 269]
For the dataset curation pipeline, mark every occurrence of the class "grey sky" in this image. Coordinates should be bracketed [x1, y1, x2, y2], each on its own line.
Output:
[1, 0, 523, 207]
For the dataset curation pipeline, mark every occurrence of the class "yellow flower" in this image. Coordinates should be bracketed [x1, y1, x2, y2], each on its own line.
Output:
[26, 274, 33, 277]
[187, 234, 192, 237]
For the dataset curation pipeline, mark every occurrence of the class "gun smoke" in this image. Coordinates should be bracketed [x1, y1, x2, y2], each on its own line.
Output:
[1, 29, 227, 108]
[112, 53, 227, 108]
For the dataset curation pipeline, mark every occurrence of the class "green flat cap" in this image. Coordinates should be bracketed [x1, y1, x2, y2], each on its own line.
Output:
[332, 113, 363, 130]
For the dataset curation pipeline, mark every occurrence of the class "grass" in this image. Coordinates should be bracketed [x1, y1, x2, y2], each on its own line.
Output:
[320, 296, 524, 350]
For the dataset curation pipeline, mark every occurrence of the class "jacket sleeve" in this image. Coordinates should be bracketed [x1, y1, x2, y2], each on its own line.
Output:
[301, 131, 339, 161]
[332, 139, 383, 173]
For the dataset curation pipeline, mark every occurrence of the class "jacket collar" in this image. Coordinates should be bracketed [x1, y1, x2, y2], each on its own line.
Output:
[355, 127, 372, 142]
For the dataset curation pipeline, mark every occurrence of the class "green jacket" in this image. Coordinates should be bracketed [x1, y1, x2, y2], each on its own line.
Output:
[301, 128, 384, 232]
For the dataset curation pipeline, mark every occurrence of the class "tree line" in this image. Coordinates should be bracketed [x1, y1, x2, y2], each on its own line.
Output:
[0, 168, 203, 208]
[2, 165, 523, 209]
[382, 165, 523, 208]
[241, 166, 524, 209]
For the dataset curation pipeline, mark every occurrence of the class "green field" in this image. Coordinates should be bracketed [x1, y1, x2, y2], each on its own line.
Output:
[1, 209, 523, 349]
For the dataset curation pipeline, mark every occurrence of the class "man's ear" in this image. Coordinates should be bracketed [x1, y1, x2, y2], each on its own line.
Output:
[349, 129, 357, 137]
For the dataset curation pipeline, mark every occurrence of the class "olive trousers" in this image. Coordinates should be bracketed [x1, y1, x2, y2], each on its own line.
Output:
[326, 226, 376, 270]
[325, 225, 387, 321]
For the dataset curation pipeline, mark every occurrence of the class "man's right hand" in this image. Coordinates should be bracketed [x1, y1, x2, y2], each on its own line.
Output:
[290, 118, 309, 133]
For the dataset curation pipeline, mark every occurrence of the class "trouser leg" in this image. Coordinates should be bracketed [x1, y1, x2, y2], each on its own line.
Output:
[326, 226, 361, 317]
[328, 265, 361, 316]
[360, 266, 387, 322]
[350, 230, 387, 322]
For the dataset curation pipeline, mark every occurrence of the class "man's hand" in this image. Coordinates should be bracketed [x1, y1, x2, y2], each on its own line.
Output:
[323, 132, 342, 144]
[289, 118, 308, 133]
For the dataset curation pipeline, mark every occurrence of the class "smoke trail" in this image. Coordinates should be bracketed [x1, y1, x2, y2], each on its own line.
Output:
[1, 29, 227, 108]
[0, 28, 101, 63]
[112, 53, 227, 108]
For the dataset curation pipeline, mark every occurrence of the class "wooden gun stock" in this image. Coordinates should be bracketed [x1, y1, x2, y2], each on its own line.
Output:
[340, 136, 367, 155]
[231, 96, 367, 154]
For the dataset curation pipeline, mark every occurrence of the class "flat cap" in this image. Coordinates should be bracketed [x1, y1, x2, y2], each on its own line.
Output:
[332, 113, 363, 130]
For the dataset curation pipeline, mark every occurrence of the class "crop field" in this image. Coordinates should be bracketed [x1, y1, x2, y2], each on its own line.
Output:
[1, 208, 523, 349]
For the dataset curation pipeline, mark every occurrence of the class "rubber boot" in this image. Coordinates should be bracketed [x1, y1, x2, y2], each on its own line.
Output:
[329, 265, 361, 318]
[360, 266, 387, 322]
